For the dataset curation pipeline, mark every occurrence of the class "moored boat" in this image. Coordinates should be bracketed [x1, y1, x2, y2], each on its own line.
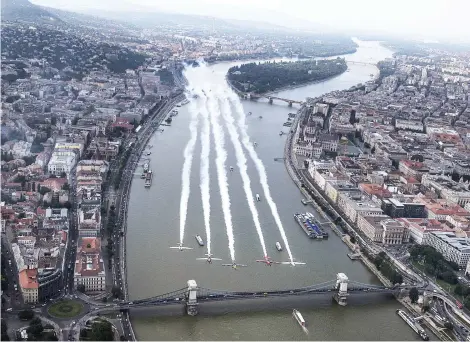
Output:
[276, 242, 283, 251]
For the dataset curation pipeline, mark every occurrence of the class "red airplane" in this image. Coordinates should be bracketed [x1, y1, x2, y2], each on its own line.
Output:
[256, 256, 281, 266]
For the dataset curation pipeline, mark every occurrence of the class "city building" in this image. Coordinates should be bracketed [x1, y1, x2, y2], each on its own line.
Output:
[397, 218, 449, 244]
[425, 232, 470, 268]
[74, 237, 106, 292]
[19, 268, 39, 303]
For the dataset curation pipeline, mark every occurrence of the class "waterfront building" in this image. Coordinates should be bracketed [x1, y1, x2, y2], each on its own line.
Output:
[74, 237, 106, 292]
[425, 232, 470, 268]
[337, 192, 384, 224]
[397, 218, 450, 244]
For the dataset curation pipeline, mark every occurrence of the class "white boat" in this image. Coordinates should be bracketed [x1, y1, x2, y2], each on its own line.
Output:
[256, 194, 260, 201]
[195, 235, 204, 246]
[293, 309, 306, 328]
[276, 242, 283, 251]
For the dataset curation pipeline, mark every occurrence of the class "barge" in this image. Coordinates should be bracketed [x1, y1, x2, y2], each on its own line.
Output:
[396, 309, 429, 341]
[294, 212, 329, 239]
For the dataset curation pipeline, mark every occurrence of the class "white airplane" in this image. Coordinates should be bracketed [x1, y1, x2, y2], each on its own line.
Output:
[281, 260, 306, 266]
[196, 254, 222, 264]
[170, 243, 193, 251]
[222, 262, 248, 270]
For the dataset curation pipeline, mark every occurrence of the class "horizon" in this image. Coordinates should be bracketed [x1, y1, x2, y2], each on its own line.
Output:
[29, 0, 470, 44]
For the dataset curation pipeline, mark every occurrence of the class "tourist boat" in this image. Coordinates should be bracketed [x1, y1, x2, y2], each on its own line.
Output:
[293, 309, 306, 328]
[195, 235, 204, 246]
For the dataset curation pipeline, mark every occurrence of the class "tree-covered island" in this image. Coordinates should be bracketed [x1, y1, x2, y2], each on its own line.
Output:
[227, 58, 348, 94]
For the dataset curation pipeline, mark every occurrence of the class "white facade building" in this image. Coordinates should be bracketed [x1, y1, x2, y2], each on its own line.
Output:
[425, 232, 470, 268]
[47, 154, 76, 176]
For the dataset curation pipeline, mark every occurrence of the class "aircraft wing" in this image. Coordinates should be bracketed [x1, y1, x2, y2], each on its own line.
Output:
[222, 264, 232, 266]
[211, 258, 223, 261]
[238, 264, 248, 267]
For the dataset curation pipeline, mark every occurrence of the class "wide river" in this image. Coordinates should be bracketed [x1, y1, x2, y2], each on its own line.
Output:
[126, 39, 431, 340]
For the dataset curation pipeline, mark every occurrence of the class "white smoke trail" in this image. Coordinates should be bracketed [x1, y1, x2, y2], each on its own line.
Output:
[218, 90, 268, 258]
[199, 96, 212, 255]
[179, 99, 200, 244]
[206, 91, 236, 261]
[227, 89, 295, 263]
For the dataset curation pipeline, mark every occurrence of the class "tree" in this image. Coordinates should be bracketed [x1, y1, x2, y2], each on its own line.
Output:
[18, 212, 26, 219]
[1, 319, 9, 341]
[18, 309, 35, 320]
[30, 317, 42, 326]
[90, 321, 114, 341]
[39, 187, 51, 196]
[43, 332, 58, 341]
[61, 183, 70, 191]
[444, 322, 453, 330]
[26, 322, 44, 338]
[454, 284, 464, 296]
[111, 286, 122, 299]
[350, 236, 356, 244]
[59, 172, 67, 179]
[63, 201, 72, 209]
[77, 284, 86, 293]
[439, 271, 458, 285]
[409, 287, 419, 303]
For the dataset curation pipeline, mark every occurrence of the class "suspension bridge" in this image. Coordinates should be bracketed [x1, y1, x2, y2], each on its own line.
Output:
[94, 273, 422, 316]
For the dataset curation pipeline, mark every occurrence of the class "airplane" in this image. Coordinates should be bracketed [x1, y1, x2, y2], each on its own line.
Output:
[222, 262, 248, 269]
[169, 243, 193, 251]
[196, 254, 222, 264]
[280, 260, 307, 266]
[256, 255, 281, 266]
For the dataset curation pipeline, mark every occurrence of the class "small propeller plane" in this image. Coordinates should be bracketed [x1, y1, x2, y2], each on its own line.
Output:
[169, 243, 193, 251]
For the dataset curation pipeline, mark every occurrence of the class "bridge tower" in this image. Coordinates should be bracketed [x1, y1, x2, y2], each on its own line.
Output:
[333, 273, 349, 306]
[185, 280, 198, 316]
[268, 97, 273, 104]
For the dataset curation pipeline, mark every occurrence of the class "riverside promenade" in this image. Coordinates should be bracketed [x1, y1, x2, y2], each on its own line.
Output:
[112, 93, 185, 341]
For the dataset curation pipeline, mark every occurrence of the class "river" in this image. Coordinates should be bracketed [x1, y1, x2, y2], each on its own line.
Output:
[125, 39, 432, 340]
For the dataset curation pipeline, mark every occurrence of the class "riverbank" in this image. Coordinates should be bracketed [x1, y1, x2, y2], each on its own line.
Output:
[116, 94, 185, 341]
[283, 104, 446, 341]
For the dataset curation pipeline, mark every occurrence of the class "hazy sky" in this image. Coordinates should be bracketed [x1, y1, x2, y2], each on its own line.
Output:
[32, 0, 470, 42]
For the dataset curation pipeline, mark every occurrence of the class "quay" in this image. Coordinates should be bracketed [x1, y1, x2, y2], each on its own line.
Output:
[107, 92, 186, 341]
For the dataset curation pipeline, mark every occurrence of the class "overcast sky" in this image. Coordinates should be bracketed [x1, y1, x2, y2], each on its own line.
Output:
[31, 0, 469, 42]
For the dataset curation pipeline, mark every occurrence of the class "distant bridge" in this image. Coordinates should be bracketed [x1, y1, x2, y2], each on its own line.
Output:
[94, 273, 422, 316]
[237, 92, 304, 106]
[346, 61, 377, 67]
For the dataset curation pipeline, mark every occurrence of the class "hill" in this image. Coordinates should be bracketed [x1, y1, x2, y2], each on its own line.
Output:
[1, 0, 62, 24]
